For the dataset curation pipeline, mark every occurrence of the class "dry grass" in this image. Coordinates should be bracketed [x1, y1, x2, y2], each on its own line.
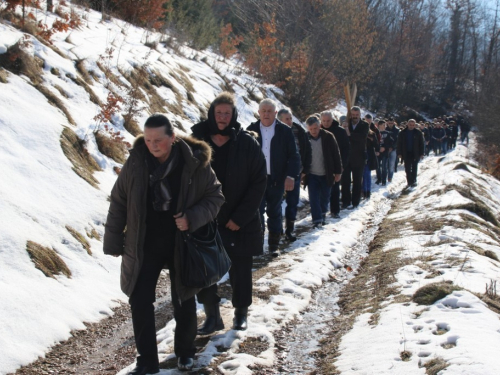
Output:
[0, 68, 9, 83]
[94, 131, 128, 164]
[35, 84, 76, 125]
[86, 226, 101, 241]
[69, 75, 102, 106]
[60, 127, 101, 188]
[26, 240, 72, 279]
[122, 115, 143, 137]
[66, 225, 92, 255]
[54, 84, 69, 98]
[75, 59, 93, 85]
[0, 42, 43, 85]
[412, 281, 460, 305]
[422, 357, 449, 375]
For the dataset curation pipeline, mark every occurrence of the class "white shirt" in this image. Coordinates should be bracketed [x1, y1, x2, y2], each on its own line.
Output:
[260, 120, 276, 175]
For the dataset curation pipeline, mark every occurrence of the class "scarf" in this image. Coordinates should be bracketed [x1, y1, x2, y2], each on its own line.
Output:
[147, 145, 180, 211]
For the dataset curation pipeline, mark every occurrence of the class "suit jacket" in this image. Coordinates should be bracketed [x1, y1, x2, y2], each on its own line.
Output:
[347, 119, 370, 168]
[247, 120, 300, 185]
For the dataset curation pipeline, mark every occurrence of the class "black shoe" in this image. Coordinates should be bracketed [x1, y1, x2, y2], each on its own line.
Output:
[331, 212, 340, 219]
[341, 205, 349, 210]
[270, 249, 281, 257]
[177, 357, 194, 371]
[347, 205, 354, 210]
[411, 182, 418, 187]
[233, 307, 248, 330]
[268, 232, 281, 256]
[382, 181, 386, 186]
[375, 180, 381, 185]
[127, 365, 159, 375]
[197, 303, 224, 335]
[312, 223, 321, 229]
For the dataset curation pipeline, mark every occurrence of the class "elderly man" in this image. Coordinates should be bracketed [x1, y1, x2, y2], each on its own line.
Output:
[341, 106, 369, 209]
[305, 116, 342, 227]
[397, 119, 425, 188]
[277, 109, 311, 241]
[320, 111, 349, 218]
[247, 99, 300, 256]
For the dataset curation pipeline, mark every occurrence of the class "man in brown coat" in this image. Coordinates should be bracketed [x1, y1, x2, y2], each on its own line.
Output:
[104, 114, 224, 374]
[304, 116, 342, 227]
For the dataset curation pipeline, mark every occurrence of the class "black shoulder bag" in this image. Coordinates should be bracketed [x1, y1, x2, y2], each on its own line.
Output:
[179, 192, 231, 288]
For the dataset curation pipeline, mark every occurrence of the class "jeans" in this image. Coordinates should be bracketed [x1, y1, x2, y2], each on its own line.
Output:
[380, 153, 389, 183]
[259, 178, 285, 234]
[362, 165, 371, 193]
[388, 150, 397, 181]
[285, 179, 301, 222]
[307, 174, 331, 224]
[441, 140, 447, 154]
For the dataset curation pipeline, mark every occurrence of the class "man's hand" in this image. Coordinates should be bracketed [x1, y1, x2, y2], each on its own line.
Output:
[334, 173, 342, 183]
[226, 219, 240, 231]
[380, 147, 385, 153]
[285, 177, 294, 191]
[174, 212, 189, 231]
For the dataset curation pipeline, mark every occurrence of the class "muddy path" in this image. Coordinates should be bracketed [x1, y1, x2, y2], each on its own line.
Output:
[13, 205, 311, 375]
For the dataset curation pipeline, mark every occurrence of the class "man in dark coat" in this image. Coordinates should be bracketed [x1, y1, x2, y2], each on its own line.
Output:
[247, 99, 300, 256]
[321, 111, 349, 218]
[191, 92, 267, 334]
[104, 114, 224, 374]
[341, 106, 369, 209]
[304, 116, 342, 227]
[277, 108, 312, 241]
[397, 119, 425, 188]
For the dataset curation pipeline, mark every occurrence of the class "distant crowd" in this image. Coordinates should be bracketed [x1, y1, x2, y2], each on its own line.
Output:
[103, 92, 472, 374]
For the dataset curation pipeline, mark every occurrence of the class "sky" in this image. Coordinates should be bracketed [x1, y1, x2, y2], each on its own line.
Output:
[1, 1, 500, 375]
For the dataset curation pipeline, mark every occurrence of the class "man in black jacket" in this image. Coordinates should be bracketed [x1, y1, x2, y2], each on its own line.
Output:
[397, 119, 425, 188]
[277, 109, 312, 241]
[341, 106, 369, 209]
[192, 92, 267, 333]
[247, 99, 300, 256]
[320, 110, 349, 218]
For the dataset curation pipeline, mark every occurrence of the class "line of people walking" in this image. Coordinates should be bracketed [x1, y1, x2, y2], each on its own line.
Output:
[103, 92, 468, 374]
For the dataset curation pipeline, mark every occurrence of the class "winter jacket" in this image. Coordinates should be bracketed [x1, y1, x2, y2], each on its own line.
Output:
[103, 135, 224, 302]
[397, 128, 425, 161]
[366, 131, 380, 171]
[347, 119, 370, 168]
[304, 128, 342, 187]
[247, 120, 300, 184]
[432, 127, 446, 141]
[191, 119, 267, 257]
[379, 130, 396, 156]
[291, 122, 312, 176]
[322, 123, 350, 169]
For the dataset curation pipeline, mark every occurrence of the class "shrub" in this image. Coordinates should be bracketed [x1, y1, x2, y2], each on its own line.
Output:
[26, 240, 72, 279]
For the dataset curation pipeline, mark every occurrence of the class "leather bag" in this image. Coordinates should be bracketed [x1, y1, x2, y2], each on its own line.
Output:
[180, 221, 231, 288]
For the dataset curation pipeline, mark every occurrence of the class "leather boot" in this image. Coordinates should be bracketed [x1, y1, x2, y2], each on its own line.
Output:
[284, 220, 297, 242]
[268, 232, 281, 256]
[197, 303, 224, 335]
[233, 307, 248, 331]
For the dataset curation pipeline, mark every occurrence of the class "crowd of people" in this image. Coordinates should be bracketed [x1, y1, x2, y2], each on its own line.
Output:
[102, 92, 471, 374]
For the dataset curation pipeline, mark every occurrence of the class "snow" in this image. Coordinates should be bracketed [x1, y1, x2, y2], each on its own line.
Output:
[1, 2, 500, 375]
